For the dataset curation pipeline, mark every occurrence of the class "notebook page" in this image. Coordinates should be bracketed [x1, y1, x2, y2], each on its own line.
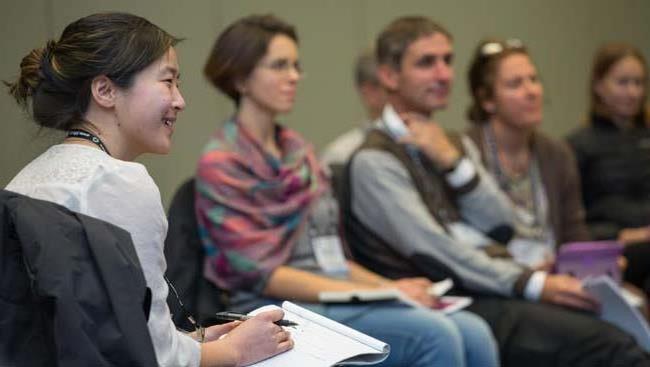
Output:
[248, 303, 388, 366]
[282, 301, 388, 352]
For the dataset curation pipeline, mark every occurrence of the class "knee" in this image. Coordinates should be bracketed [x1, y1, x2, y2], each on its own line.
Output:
[415, 312, 465, 349]
[450, 311, 495, 342]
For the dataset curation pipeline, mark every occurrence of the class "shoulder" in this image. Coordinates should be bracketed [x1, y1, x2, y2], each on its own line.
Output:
[7, 145, 154, 210]
[90, 159, 156, 193]
[534, 132, 577, 165]
[535, 132, 571, 155]
[351, 149, 408, 180]
[321, 128, 366, 166]
[566, 125, 597, 150]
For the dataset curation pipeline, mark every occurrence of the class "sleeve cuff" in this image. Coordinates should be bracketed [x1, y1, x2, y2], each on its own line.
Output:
[523, 271, 547, 301]
[445, 158, 478, 189]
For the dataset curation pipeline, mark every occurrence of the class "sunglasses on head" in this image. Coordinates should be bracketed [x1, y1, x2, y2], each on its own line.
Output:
[480, 39, 525, 57]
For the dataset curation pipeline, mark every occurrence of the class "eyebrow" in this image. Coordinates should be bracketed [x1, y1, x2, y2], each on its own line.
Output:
[417, 52, 453, 61]
[160, 66, 180, 79]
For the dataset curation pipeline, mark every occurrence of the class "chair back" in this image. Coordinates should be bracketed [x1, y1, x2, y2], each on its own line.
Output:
[164, 178, 228, 330]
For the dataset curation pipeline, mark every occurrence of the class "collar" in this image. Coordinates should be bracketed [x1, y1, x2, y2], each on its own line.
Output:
[591, 113, 646, 131]
[376, 104, 410, 140]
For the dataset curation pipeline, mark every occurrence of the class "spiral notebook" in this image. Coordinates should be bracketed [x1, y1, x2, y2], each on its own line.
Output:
[248, 301, 389, 366]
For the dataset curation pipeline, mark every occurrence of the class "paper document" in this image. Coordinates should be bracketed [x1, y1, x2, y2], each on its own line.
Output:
[318, 288, 402, 303]
[248, 301, 389, 366]
[583, 275, 650, 352]
[319, 279, 455, 303]
[318, 279, 471, 314]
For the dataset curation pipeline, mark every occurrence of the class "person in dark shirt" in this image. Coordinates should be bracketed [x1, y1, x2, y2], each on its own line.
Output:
[568, 42, 650, 295]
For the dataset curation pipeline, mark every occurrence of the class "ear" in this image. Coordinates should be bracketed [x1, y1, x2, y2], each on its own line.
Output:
[358, 83, 375, 101]
[234, 77, 248, 96]
[377, 64, 399, 92]
[593, 80, 605, 100]
[479, 88, 496, 114]
[482, 100, 496, 114]
[90, 75, 118, 108]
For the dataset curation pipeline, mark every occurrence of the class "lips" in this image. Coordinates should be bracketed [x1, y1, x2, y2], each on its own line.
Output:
[162, 117, 176, 127]
[426, 84, 450, 96]
[283, 90, 296, 100]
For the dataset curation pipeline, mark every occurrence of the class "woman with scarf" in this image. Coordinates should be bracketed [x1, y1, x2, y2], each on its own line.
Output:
[195, 14, 499, 367]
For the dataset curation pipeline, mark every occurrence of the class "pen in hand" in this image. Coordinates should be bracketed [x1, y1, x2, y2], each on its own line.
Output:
[215, 311, 299, 327]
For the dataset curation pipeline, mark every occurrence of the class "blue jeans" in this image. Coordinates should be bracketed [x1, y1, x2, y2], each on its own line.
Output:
[301, 301, 499, 367]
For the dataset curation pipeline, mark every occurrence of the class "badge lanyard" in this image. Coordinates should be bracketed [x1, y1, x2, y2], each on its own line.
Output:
[482, 125, 550, 240]
[67, 129, 111, 156]
[308, 194, 349, 275]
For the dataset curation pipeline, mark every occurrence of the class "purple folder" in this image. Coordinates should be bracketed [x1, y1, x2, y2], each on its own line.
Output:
[555, 241, 623, 283]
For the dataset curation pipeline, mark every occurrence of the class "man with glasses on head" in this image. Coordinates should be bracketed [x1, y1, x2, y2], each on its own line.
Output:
[342, 16, 650, 366]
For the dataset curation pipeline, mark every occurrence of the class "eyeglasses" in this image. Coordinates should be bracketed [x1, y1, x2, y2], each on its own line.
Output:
[480, 39, 525, 57]
[259, 59, 304, 76]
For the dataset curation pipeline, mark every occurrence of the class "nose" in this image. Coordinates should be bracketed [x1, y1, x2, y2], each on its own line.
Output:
[628, 82, 644, 98]
[525, 79, 543, 99]
[435, 61, 453, 83]
[288, 66, 302, 83]
[172, 86, 186, 111]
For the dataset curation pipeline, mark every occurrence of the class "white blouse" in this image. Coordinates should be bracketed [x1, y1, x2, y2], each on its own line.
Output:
[6, 144, 200, 367]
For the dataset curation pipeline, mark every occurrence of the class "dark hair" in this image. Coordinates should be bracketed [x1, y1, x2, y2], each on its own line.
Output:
[204, 14, 297, 105]
[376, 16, 451, 70]
[466, 38, 530, 123]
[354, 48, 380, 87]
[589, 42, 648, 123]
[5, 12, 181, 132]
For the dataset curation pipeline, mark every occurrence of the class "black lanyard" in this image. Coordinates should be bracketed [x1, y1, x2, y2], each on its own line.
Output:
[67, 129, 111, 156]
[164, 276, 205, 342]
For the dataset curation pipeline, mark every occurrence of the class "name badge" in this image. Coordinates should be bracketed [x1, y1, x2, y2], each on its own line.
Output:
[312, 235, 349, 275]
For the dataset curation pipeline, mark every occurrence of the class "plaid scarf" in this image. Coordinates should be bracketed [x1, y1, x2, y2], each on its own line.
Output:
[196, 119, 327, 291]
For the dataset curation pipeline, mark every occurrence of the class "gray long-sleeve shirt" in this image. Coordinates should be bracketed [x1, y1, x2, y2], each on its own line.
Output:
[350, 133, 531, 297]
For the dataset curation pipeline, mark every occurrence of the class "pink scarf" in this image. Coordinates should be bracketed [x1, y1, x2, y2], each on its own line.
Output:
[196, 119, 327, 291]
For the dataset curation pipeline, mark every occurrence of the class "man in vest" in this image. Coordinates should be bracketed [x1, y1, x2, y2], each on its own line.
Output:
[344, 15, 650, 366]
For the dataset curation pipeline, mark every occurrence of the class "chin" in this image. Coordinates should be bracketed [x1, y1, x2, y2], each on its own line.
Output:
[522, 119, 542, 130]
[274, 105, 294, 115]
[152, 140, 173, 155]
[427, 97, 449, 111]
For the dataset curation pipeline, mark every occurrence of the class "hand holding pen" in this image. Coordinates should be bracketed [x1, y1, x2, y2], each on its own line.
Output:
[215, 311, 299, 327]
[205, 309, 294, 365]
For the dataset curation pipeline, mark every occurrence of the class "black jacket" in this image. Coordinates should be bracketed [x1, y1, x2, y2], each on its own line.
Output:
[568, 114, 650, 239]
[0, 190, 157, 367]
